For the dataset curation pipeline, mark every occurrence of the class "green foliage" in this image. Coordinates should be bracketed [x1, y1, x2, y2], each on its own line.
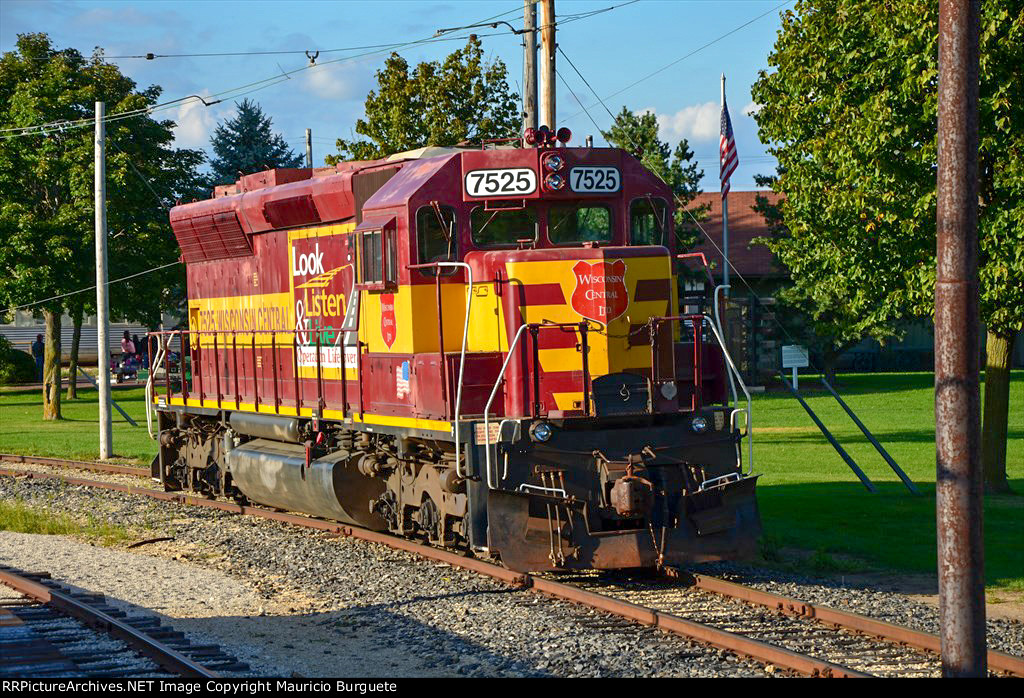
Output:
[328, 37, 520, 163]
[0, 33, 205, 327]
[207, 98, 303, 186]
[750, 0, 1024, 344]
[601, 107, 707, 250]
[0, 335, 34, 385]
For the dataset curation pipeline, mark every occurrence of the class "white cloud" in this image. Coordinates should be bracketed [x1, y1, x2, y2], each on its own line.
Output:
[640, 101, 720, 144]
[302, 62, 363, 101]
[744, 101, 762, 117]
[172, 91, 219, 149]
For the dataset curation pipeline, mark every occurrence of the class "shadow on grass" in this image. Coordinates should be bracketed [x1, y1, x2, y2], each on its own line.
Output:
[756, 428, 1024, 444]
[757, 369, 1022, 399]
[756, 479, 1023, 589]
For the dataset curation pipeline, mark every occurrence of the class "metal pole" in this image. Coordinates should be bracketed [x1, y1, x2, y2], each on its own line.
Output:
[935, 0, 985, 677]
[523, 0, 538, 133]
[305, 128, 313, 168]
[721, 74, 730, 299]
[94, 102, 113, 459]
[539, 0, 556, 128]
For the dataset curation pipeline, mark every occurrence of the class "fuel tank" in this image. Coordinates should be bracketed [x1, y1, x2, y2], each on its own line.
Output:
[227, 438, 387, 529]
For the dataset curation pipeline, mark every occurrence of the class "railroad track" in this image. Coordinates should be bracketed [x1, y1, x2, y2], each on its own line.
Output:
[0, 453, 149, 478]
[3, 455, 1023, 678]
[0, 566, 246, 678]
[553, 569, 1020, 678]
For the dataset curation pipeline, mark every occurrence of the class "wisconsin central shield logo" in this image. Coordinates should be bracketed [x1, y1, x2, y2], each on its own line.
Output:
[380, 293, 397, 348]
[571, 259, 628, 322]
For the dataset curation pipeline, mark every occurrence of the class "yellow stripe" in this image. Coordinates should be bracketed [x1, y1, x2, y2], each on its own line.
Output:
[162, 396, 452, 434]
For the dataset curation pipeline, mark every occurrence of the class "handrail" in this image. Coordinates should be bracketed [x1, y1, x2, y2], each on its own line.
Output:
[145, 331, 177, 439]
[483, 323, 531, 489]
[482, 320, 594, 489]
[703, 316, 754, 475]
[407, 261, 473, 477]
[713, 284, 738, 404]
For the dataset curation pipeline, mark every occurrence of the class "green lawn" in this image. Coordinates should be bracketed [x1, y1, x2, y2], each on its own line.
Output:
[0, 385, 155, 463]
[1, 372, 1021, 589]
[751, 371, 1023, 591]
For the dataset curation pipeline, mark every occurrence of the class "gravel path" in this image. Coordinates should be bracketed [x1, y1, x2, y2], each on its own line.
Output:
[0, 475, 776, 677]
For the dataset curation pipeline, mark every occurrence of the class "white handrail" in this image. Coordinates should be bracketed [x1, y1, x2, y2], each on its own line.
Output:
[145, 332, 174, 439]
[703, 315, 754, 474]
[433, 262, 473, 478]
[483, 323, 531, 489]
[713, 284, 738, 405]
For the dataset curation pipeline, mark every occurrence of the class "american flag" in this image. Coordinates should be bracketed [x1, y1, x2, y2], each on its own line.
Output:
[396, 360, 410, 399]
[720, 95, 739, 198]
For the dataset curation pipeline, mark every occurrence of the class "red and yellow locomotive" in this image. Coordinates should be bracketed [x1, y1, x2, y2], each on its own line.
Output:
[150, 130, 759, 571]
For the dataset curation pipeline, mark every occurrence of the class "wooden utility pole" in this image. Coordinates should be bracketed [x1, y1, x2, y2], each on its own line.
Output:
[539, 0, 556, 128]
[523, 0, 538, 133]
[94, 101, 113, 459]
[305, 128, 313, 168]
[935, 0, 985, 677]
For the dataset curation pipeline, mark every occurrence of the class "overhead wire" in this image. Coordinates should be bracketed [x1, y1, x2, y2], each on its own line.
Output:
[555, 32, 826, 363]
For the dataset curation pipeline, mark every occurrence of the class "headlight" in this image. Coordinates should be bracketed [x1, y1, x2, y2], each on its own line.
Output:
[530, 421, 553, 442]
[691, 416, 709, 434]
[660, 382, 678, 400]
[544, 154, 565, 171]
[544, 173, 565, 190]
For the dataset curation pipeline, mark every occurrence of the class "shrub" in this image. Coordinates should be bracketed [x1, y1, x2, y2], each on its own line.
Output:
[0, 335, 36, 385]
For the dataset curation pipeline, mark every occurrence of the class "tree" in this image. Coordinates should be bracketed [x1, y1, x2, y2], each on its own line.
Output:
[207, 98, 302, 187]
[750, 0, 1023, 491]
[0, 33, 204, 420]
[602, 107, 707, 250]
[327, 37, 520, 163]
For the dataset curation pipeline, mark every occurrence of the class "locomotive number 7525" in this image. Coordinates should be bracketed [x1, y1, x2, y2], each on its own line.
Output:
[464, 168, 537, 197]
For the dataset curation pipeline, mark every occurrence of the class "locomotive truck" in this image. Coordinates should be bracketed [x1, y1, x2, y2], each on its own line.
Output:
[148, 128, 759, 572]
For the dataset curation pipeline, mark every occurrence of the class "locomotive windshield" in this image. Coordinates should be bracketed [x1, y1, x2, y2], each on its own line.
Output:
[548, 204, 612, 245]
[471, 206, 538, 247]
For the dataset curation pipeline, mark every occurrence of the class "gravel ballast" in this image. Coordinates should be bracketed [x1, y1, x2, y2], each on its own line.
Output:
[1, 472, 1020, 676]
[0, 475, 772, 677]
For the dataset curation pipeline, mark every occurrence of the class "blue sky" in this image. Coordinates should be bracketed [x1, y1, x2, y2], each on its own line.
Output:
[2, 0, 788, 190]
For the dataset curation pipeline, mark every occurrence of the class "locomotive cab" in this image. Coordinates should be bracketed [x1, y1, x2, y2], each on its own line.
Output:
[150, 136, 759, 573]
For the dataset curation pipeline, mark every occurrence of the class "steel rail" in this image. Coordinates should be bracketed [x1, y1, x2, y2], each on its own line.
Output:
[0, 465, 856, 676]
[672, 571, 1024, 677]
[5, 461, 1021, 677]
[0, 566, 218, 678]
[0, 452, 149, 478]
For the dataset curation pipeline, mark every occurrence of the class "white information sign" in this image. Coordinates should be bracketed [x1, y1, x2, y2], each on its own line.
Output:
[782, 345, 809, 369]
[782, 344, 809, 390]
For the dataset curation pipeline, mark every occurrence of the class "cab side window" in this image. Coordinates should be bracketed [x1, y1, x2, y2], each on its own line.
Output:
[416, 205, 457, 275]
[630, 197, 668, 246]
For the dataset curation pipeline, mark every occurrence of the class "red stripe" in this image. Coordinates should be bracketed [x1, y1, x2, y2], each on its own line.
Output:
[516, 283, 566, 306]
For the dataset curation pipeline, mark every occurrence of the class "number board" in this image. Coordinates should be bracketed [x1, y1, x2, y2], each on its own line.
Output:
[464, 168, 537, 198]
[569, 166, 621, 193]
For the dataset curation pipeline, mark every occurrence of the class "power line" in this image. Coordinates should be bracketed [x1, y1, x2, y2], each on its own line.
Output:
[5, 261, 183, 313]
[561, 0, 792, 123]
[556, 41, 823, 367]
[0, 7, 531, 140]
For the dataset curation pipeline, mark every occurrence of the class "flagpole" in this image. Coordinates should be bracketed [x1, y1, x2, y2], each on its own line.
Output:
[721, 73, 730, 299]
